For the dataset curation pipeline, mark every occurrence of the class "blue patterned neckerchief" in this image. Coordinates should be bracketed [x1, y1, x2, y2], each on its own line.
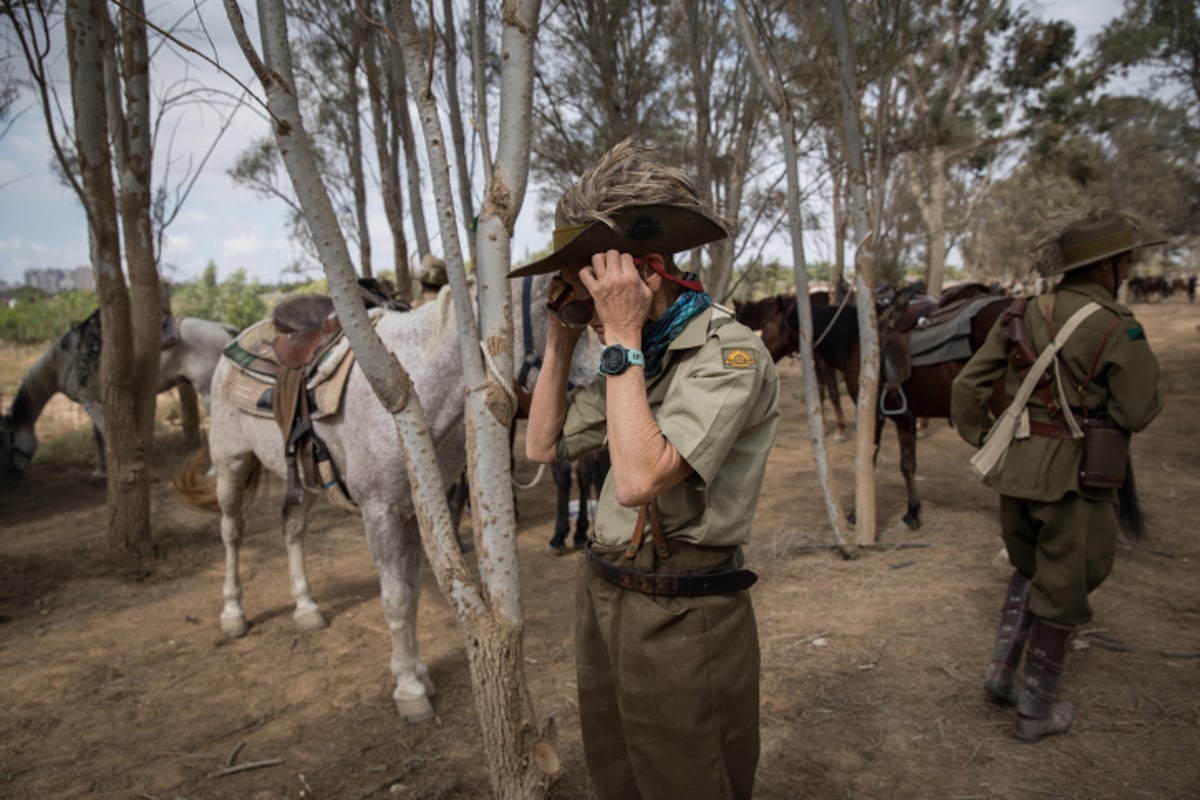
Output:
[641, 278, 712, 377]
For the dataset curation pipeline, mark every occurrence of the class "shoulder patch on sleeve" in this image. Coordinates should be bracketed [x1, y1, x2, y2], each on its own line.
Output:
[722, 347, 757, 369]
[1127, 326, 1146, 342]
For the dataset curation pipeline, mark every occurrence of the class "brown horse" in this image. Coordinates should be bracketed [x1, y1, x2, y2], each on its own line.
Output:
[751, 282, 1145, 535]
[734, 290, 856, 441]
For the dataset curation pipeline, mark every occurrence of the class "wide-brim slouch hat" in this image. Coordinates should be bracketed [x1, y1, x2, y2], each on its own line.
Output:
[511, 140, 732, 278]
[1032, 209, 1166, 278]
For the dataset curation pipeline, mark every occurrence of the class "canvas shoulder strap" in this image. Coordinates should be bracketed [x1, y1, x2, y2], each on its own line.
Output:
[970, 301, 1103, 481]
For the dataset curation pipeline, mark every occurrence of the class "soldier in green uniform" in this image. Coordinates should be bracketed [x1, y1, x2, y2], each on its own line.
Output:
[513, 141, 779, 799]
[951, 209, 1164, 743]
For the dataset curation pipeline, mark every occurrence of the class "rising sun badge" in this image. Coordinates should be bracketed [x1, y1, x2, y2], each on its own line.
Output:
[722, 348, 756, 369]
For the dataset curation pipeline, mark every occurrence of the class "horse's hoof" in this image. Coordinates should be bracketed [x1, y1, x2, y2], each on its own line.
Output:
[221, 615, 249, 638]
[903, 516, 921, 531]
[89, 472, 106, 487]
[456, 537, 475, 554]
[395, 694, 435, 723]
[294, 609, 328, 631]
[832, 433, 847, 443]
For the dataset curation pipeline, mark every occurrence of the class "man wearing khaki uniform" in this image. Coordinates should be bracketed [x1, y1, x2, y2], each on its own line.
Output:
[516, 141, 779, 799]
[952, 209, 1164, 743]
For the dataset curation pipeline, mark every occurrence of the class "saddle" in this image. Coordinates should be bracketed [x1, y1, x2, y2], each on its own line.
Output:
[219, 283, 408, 512]
[272, 295, 344, 369]
[878, 291, 938, 413]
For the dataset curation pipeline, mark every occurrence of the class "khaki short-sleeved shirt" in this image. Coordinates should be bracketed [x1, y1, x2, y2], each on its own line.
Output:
[557, 307, 780, 548]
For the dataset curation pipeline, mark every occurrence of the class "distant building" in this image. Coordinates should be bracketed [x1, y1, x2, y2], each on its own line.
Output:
[23, 266, 95, 293]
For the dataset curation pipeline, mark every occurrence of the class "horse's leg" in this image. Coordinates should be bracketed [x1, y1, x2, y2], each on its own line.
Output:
[217, 451, 258, 638]
[91, 424, 106, 483]
[362, 507, 435, 722]
[446, 469, 473, 552]
[574, 455, 592, 546]
[898, 414, 922, 530]
[282, 491, 327, 631]
[818, 357, 848, 442]
[177, 383, 203, 450]
[548, 459, 572, 553]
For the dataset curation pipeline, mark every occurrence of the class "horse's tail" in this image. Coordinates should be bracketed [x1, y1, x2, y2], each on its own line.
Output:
[1118, 459, 1146, 540]
[174, 449, 262, 513]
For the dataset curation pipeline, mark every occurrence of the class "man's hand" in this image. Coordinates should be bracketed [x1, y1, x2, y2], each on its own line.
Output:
[580, 250, 651, 344]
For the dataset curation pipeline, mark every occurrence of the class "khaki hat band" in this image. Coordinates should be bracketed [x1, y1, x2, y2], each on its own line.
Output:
[552, 223, 588, 251]
[1061, 229, 1137, 265]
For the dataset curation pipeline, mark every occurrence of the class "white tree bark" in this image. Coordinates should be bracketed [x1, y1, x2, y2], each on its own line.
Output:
[227, 0, 552, 794]
[828, 0, 881, 544]
[734, 1, 852, 554]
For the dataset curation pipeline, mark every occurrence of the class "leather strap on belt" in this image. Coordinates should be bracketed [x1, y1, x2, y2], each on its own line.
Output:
[626, 500, 669, 560]
[1028, 419, 1077, 440]
[587, 544, 757, 597]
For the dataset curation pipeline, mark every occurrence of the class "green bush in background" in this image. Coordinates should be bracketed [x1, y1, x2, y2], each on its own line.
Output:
[169, 261, 267, 331]
[0, 289, 98, 344]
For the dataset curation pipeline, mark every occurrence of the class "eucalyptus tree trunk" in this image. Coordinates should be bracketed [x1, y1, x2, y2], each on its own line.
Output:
[226, 0, 552, 795]
[828, 0, 880, 544]
[346, 27, 372, 278]
[825, 132, 846, 288]
[908, 148, 948, 295]
[383, 8, 432, 265]
[112, 0, 163, 475]
[362, 9, 411, 298]
[440, 0, 476, 263]
[734, 1, 852, 554]
[390, 0, 552, 793]
[66, 0, 153, 559]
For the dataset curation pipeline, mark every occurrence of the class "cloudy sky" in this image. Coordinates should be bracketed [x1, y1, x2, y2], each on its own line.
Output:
[0, 0, 1125, 287]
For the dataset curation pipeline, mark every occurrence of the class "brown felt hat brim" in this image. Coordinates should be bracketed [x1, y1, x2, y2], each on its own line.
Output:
[510, 204, 729, 278]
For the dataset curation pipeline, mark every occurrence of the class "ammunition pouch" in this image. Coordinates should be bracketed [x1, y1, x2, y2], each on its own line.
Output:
[1078, 419, 1129, 490]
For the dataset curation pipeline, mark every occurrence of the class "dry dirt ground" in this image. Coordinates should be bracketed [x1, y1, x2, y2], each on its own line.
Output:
[1, 300, 1197, 800]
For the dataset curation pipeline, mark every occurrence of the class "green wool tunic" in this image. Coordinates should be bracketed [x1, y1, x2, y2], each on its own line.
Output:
[951, 276, 1163, 503]
[951, 275, 1163, 624]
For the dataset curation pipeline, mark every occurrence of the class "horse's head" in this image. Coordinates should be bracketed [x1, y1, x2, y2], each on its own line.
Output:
[754, 295, 797, 363]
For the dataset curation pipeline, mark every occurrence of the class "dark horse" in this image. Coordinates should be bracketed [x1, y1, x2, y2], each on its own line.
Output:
[735, 286, 856, 441]
[746, 282, 1145, 535]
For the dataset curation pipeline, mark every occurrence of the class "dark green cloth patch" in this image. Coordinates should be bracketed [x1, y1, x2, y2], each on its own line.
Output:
[1127, 326, 1146, 342]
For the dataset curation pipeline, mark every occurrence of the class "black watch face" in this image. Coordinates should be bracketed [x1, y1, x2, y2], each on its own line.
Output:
[600, 346, 626, 375]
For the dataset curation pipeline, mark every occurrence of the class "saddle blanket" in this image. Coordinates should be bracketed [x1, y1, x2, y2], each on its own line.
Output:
[216, 309, 385, 420]
[909, 295, 1007, 368]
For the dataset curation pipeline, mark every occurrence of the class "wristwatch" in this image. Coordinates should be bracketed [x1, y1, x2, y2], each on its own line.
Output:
[597, 344, 645, 376]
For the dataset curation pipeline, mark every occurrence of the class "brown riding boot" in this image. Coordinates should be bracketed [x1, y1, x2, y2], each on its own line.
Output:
[1013, 618, 1075, 744]
[983, 571, 1033, 706]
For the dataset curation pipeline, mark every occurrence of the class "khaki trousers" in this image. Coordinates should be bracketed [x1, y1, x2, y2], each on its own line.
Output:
[1000, 492, 1118, 626]
[575, 541, 760, 800]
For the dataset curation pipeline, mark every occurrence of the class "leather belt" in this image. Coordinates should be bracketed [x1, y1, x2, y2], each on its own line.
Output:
[586, 544, 757, 597]
[1028, 419, 1077, 440]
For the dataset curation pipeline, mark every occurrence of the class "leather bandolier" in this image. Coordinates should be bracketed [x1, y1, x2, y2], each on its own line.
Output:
[999, 295, 1129, 488]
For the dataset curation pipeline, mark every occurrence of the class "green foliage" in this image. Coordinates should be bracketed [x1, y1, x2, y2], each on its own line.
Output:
[0, 290, 98, 344]
[170, 261, 267, 330]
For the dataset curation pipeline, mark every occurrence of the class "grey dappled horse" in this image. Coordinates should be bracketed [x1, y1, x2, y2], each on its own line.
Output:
[3, 313, 235, 480]
[179, 276, 593, 723]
